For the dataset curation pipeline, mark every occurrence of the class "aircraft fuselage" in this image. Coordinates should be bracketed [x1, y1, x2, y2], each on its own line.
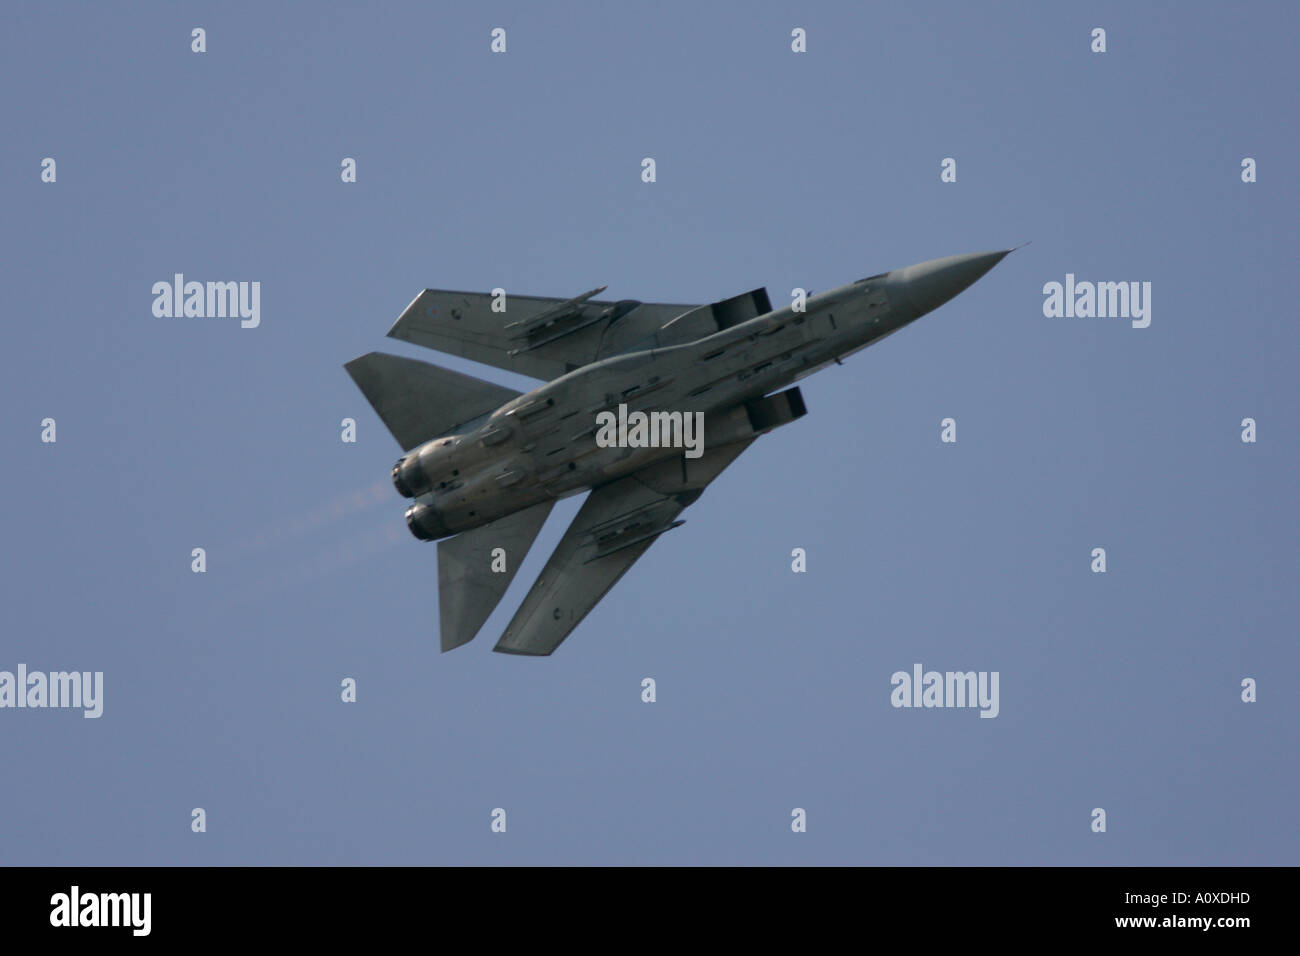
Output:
[395, 250, 1008, 540]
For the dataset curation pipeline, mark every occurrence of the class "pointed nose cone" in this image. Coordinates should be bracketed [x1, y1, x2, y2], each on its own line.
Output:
[890, 249, 1011, 317]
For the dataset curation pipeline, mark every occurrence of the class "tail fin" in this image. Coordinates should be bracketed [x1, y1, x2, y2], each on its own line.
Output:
[437, 499, 555, 651]
[344, 352, 520, 450]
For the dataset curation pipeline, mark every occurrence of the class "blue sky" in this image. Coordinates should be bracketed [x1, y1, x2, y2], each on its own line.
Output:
[2, 1, 1295, 865]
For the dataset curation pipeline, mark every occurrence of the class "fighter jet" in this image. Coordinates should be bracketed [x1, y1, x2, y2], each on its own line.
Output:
[346, 249, 1011, 655]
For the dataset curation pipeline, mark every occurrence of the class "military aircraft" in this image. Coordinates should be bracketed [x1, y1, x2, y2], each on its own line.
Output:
[346, 249, 1011, 655]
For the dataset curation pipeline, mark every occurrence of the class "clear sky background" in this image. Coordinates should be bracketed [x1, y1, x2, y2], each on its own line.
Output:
[2, 1, 1295, 865]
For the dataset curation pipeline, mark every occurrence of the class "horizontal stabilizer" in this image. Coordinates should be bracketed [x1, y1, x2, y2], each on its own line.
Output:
[344, 352, 520, 451]
[437, 499, 556, 652]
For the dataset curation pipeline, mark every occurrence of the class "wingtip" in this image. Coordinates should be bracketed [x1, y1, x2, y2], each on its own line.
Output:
[493, 642, 553, 657]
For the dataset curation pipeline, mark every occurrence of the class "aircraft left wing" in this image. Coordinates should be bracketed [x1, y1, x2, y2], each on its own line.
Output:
[493, 440, 755, 656]
[387, 288, 697, 381]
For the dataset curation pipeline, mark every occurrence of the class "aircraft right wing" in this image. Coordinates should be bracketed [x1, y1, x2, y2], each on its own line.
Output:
[493, 439, 755, 656]
[387, 288, 697, 381]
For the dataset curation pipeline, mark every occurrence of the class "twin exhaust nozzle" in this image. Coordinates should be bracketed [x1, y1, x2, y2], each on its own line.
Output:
[392, 458, 419, 498]
[404, 502, 442, 541]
